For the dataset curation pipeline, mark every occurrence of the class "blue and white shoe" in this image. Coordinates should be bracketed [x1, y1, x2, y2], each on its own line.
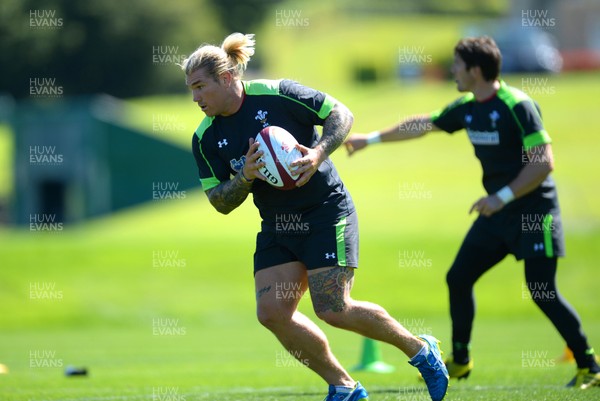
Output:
[408, 335, 449, 401]
[323, 381, 369, 401]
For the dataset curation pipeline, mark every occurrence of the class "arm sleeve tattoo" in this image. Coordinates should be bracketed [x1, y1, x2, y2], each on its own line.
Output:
[206, 173, 252, 215]
[317, 103, 354, 157]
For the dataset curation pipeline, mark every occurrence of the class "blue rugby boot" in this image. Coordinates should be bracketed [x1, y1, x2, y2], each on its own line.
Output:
[408, 335, 449, 401]
[323, 381, 369, 401]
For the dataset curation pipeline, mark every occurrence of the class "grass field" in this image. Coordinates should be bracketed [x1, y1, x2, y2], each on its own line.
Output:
[1, 71, 599, 400]
[0, 195, 599, 401]
[2, 5, 600, 399]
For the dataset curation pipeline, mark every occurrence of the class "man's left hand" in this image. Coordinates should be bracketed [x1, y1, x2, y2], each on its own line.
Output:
[290, 144, 326, 188]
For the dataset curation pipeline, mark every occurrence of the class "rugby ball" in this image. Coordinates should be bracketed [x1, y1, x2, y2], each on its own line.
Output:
[255, 126, 302, 190]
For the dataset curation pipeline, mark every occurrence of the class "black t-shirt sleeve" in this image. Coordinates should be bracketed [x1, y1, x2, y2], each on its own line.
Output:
[191, 131, 229, 191]
[430, 95, 472, 133]
[279, 79, 336, 126]
[512, 100, 552, 149]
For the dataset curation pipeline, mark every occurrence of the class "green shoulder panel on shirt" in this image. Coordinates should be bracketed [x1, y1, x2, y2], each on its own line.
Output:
[245, 79, 336, 120]
[278, 91, 336, 119]
[496, 80, 552, 150]
[243, 79, 282, 96]
[430, 93, 474, 121]
[496, 80, 531, 109]
[496, 81, 529, 135]
[194, 116, 221, 191]
[195, 116, 214, 140]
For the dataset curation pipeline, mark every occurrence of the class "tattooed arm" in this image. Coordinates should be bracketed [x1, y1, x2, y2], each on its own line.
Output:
[316, 102, 355, 157]
[206, 138, 265, 215]
[205, 173, 252, 215]
[292, 102, 354, 187]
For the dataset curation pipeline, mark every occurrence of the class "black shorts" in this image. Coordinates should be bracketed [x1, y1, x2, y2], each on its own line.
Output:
[467, 193, 565, 260]
[254, 212, 359, 274]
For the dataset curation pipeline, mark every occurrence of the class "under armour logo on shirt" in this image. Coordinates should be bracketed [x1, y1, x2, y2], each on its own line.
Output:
[325, 253, 336, 259]
[218, 139, 228, 148]
[489, 110, 500, 128]
[534, 242, 544, 252]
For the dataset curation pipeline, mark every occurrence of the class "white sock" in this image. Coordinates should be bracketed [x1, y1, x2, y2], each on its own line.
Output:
[410, 343, 429, 362]
[334, 384, 354, 394]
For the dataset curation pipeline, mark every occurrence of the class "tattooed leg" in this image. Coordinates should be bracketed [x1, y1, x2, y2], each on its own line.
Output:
[308, 266, 354, 314]
[254, 262, 354, 386]
[255, 285, 271, 300]
[308, 266, 424, 357]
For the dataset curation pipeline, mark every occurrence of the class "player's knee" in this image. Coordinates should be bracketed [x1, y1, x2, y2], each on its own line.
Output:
[314, 308, 349, 328]
[256, 303, 291, 329]
[446, 267, 461, 289]
[446, 266, 471, 292]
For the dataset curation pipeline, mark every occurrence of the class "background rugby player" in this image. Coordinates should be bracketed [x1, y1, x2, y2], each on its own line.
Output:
[345, 36, 599, 390]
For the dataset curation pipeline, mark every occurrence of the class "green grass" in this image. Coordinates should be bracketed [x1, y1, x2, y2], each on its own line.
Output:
[2, 73, 599, 400]
[2, 7, 600, 400]
[0, 194, 599, 400]
[2, 71, 600, 399]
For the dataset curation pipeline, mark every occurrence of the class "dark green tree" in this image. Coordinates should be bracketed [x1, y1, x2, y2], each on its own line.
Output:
[0, 0, 223, 98]
[207, 0, 284, 34]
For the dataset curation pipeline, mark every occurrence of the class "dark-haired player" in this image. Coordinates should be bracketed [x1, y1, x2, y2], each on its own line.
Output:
[182, 32, 449, 401]
[345, 36, 599, 389]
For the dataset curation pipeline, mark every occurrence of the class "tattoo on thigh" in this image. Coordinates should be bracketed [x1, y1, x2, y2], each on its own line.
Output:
[309, 267, 353, 313]
[256, 285, 272, 300]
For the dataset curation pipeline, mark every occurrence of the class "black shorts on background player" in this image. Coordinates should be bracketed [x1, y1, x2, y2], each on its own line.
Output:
[431, 80, 597, 378]
[465, 192, 565, 261]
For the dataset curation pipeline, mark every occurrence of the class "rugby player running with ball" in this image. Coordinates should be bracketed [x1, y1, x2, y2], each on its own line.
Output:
[182, 33, 449, 401]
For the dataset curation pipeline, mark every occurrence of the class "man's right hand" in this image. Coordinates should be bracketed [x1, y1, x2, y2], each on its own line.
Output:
[243, 138, 266, 181]
[344, 134, 369, 156]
